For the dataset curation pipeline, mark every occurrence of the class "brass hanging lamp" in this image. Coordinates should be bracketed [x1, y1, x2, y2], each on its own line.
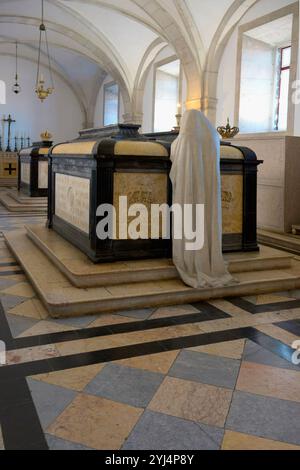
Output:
[12, 42, 21, 94]
[35, 0, 54, 102]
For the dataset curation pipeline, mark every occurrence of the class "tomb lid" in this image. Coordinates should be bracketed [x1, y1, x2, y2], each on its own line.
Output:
[51, 138, 170, 158]
[220, 145, 244, 160]
[19, 140, 53, 157]
[50, 123, 170, 158]
[144, 131, 259, 163]
[77, 123, 145, 141]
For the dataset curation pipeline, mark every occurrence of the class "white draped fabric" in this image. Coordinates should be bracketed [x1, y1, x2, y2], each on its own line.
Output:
[170, 109, 234, 289]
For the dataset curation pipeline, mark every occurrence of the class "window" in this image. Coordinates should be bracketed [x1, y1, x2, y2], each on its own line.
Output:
[274, 46, 291, 131]
[154, 59, 180, 132]
[0, 80, 6, 104]
[238, 13, 295, 133]
[103, 82, 119, 126]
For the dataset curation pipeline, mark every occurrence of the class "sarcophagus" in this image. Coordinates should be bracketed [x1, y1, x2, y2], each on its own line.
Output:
[146, 131, 262, 254]
[48, 125, 172, 262]
[18, 139, 53, 197]
[48, 124, 261, 263]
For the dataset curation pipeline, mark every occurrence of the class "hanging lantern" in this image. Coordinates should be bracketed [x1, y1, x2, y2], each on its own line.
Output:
[12, 42, 21, 94]
[35, 0, 54, 102]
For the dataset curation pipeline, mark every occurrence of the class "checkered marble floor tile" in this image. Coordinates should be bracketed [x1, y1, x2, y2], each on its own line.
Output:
[0, 212, 300, 450]
[19, 337, 300, 450]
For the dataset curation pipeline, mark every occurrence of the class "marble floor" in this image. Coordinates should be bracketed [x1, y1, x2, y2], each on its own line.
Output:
[0, 206, 300, 450]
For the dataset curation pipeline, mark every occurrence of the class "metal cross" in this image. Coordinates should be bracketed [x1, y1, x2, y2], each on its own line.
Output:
[3, 115, 16, 152]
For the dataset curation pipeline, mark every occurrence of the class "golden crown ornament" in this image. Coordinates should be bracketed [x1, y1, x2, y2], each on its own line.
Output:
[40, 130, 53, 141]
[217, 118, 239, 139]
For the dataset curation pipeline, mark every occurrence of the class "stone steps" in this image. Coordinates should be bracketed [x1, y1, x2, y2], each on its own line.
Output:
[7, 189, 47, 205]
[4, 229, 300, 318]
[258, 229, 300, 256]
[26, 224, 293, 288]
[0, 179, 17, 187]
[0, 191, 47, 213]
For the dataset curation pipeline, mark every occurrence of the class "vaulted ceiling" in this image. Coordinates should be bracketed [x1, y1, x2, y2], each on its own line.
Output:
[0, 0, 288, 121]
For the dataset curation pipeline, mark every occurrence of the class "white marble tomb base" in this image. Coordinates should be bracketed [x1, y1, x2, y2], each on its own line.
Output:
[3, 225, 300, 318]
[0, 189, 47, 213]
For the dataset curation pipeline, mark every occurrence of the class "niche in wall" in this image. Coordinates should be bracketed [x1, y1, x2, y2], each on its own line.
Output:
[103, 82, 119, 126]
[154, 59, 181, 132]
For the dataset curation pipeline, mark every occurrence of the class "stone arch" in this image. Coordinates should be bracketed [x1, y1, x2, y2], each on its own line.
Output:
[51, 1, 133, 88]
[203, 0, 261, 123]
[128, 39, 168, 124]
[0, 14, 132, 110]
[174, 0, 206, 69]
[54, 0, 203, 118]
[133, 0, 202, 110]
[52, 0, 164, 37]
[86, 70, 108, 128]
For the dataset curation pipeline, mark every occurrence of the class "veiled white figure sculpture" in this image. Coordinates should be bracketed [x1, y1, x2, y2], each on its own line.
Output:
[170, 109, 234, 288]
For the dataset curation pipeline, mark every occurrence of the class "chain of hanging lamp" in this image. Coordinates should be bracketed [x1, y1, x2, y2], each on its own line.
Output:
[12, 41, 21, 94]
[35, 0, 54, 102]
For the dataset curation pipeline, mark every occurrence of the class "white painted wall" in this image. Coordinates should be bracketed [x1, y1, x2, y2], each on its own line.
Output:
[216, 0, 296, 132]
[93, 75, 124, 127]
[0, 56, 84, 145]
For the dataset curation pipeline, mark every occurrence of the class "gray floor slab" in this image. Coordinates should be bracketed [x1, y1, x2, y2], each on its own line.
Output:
[1, 295, 27, 311]
[0, 279, 19, 290]
[27, 378, 77, 429]
[85, 363, 164, 408]
[45, 434, 93, 450]
[123, 410, 224, 450]
[169, 350, 241, 389]
[226, 391, 300, 446]
[117, 308, 156, 320]
[6, 313, 39, 337]
[243, 340, 300, 371]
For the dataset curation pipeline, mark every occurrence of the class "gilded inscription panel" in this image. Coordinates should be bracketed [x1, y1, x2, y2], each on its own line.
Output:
[38, 161, 48, 189]
[221, 174, 243, 234]
[113, 172, 168, 240]
[21, 163, 30, 184]
[55, 173, 90, 234]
